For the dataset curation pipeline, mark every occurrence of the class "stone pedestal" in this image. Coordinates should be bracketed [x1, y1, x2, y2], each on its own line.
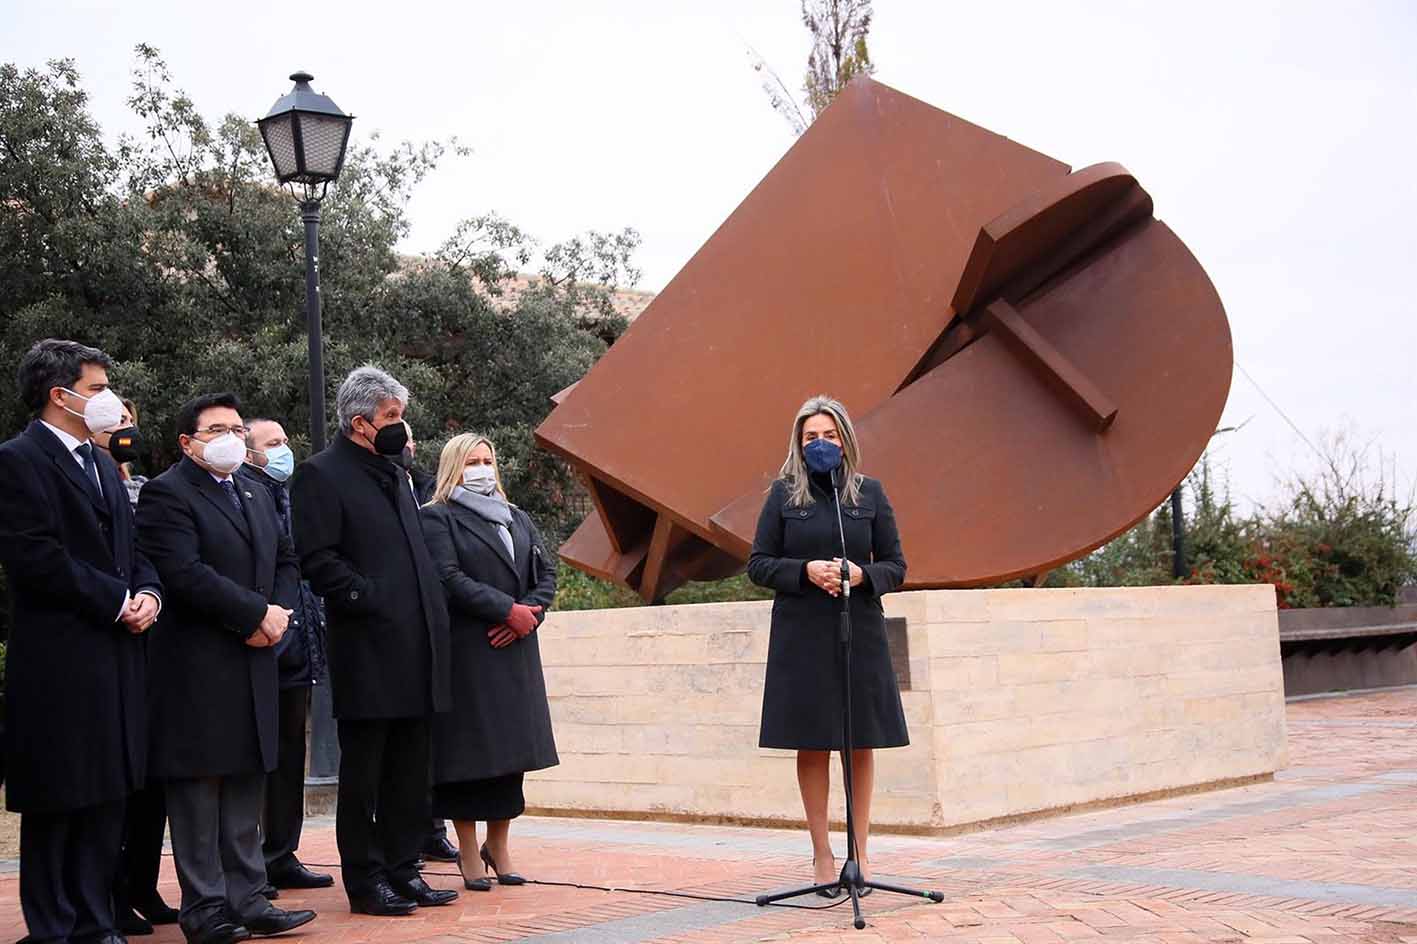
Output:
[527, 585, 1286, 832]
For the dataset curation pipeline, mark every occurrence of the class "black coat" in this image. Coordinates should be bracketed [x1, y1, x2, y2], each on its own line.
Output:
[0, 421, 162, 813]
[136, 458, 299, 778]
[290, 435, 451, 720]
[420, 500, 558, 783]
[748, 474, 909, 750]
[236, 465, 328, 690]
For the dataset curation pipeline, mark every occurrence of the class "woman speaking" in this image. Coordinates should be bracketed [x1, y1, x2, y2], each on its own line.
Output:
[420, 433, 558, 890]
[747, 395, 908, 894]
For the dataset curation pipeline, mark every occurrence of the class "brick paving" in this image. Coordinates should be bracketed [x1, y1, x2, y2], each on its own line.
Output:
[6, 688, 1417, 942]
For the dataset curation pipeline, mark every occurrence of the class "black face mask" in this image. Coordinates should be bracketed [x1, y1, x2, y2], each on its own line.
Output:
[366, 419, 409, 457]
[393, 444, 414, 470]
[107, 426, 142, 465]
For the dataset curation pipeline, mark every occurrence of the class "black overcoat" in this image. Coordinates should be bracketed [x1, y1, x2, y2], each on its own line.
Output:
[748, 474, 910, 750]
[236, 465, 328, 690]
[0, 421, 162, 813]
[290, 435, 451, 719]
[136, 458, 298, 778]
[420, 501, 558, 784]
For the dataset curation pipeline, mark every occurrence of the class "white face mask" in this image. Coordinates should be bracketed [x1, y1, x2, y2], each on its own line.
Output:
[195, 432, 248, 476]
[61, 387, 126, 435]
[462, 463, 498, 496]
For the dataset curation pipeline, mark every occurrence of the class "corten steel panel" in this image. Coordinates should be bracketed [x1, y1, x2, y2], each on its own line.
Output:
[535, 78, 1231, 602]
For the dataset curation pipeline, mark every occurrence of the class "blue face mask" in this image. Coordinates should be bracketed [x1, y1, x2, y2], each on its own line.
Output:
[803, 438, 843, 475]
[259, 444, 296, 482]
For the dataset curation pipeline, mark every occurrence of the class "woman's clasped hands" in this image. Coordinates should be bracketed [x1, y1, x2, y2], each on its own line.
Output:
[806, 558, 863, 597]
[488, 602, 544, 648]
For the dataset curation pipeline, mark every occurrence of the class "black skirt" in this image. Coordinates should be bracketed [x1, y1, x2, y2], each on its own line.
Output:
[432, 772, 525, 822]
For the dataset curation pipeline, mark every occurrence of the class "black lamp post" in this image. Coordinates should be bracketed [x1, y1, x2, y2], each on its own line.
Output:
[257, 71, 354, 453]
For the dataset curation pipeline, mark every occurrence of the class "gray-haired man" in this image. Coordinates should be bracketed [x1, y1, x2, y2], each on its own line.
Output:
[290, 366, 455, 914]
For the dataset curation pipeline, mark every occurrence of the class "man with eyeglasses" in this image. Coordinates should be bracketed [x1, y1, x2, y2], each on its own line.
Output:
[0, 339, 163, 944]
[136, 392, 316, 944]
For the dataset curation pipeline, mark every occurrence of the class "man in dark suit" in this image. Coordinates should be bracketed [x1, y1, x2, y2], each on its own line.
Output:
[0, 339, 163, 944]
[235, 418, 333, 891]
[291, 366, 457, 915]
[136, 393, 316, 944]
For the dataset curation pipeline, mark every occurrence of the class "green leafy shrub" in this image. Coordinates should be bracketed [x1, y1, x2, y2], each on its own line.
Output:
[1056, 440, 1416, 608]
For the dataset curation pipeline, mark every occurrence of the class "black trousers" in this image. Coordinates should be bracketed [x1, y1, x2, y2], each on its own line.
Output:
[262, 686, 310, 871]
[19, 798, 125, 944]
[114, 782, 167, 915]
[335, 716, 430, 898]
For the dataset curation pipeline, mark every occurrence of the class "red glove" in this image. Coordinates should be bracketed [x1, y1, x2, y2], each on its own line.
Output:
[505, 603, 543, 638]
[487, 623, 516, 648]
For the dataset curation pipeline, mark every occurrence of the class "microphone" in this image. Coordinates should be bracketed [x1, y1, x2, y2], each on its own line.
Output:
[831, 466, 850, 599]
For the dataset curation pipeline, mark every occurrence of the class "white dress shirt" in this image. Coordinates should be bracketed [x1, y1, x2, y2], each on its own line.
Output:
[40, 419, 161, 622]
[40, 419, 100, 496]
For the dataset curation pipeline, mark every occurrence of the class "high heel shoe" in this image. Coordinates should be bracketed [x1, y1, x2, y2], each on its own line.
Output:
[479, 845, 526, 885]
[458, 866, 492, 892]
[813, 856, 839, 898]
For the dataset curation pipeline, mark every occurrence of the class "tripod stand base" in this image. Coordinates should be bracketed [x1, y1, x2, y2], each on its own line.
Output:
[755, 859, 943, 929]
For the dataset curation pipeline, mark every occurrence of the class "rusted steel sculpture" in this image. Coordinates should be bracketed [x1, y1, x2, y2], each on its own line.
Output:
[534, 78, 1231, 603]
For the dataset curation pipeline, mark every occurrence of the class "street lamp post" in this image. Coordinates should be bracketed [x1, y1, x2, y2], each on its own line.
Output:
[257, 71, 354, 453]
[257, 72, 353, 788]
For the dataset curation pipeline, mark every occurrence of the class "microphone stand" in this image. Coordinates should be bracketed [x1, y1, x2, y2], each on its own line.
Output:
[755, 467, 943, 929]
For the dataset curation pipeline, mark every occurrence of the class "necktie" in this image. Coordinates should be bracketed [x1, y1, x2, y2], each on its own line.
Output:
[75, 442, 102, 496]
[220, 479, 243, 514]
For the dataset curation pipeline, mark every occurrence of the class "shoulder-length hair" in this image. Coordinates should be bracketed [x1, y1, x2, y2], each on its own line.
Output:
[777, 395, 864, 508]
[429, 432, 507, 505]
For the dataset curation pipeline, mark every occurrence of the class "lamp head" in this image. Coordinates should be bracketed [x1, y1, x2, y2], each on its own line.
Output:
[257, 71, 354, 194]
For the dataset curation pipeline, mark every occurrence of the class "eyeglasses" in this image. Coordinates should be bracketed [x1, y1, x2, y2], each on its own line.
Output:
[194, 424, 250, 438]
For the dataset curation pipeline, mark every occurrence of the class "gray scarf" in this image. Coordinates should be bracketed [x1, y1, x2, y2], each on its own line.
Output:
[451, 485, 514, 560]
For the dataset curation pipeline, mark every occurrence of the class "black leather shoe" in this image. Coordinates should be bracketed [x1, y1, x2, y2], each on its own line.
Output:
[244, 909, 316, 936]
[391, 875, 458, 907]
[348, 880, 418, 917]
[118, 908, 154, 936]
[133, 896, 181, 925]
[188, 922, 252, 944]
[258, 883, 279, 900]
[420, 836, 459, 862]
[83, 934, 129, 944]
[268, 863, 334, 890]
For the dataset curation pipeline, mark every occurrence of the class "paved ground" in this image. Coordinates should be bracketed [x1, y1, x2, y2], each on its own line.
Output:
[6, 688, 1417, 942]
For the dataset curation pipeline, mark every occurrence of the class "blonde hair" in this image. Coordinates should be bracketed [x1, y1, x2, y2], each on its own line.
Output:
[777, 395, 864, 507]
[430, 432, 507, 505]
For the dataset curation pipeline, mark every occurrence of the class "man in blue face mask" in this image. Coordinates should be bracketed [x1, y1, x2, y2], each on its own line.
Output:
[237, 419, 332, 892]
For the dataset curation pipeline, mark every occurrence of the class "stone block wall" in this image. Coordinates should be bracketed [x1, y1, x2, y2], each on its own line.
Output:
[527, 585, 1286, 832]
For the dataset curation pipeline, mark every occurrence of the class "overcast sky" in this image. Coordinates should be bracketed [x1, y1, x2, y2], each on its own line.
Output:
[5, 0, 1414, 513]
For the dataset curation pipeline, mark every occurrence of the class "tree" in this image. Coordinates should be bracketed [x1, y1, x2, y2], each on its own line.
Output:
[801, 0, 876, 117]
[0, 47, 640, 557]
[750, 0, 878, 136]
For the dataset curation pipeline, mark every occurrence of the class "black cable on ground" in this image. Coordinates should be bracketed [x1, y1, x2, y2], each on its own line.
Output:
[299, 862, 853, 912]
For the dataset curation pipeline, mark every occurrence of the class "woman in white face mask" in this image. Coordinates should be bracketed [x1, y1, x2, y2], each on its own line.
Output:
[418, 433, 558, 891]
